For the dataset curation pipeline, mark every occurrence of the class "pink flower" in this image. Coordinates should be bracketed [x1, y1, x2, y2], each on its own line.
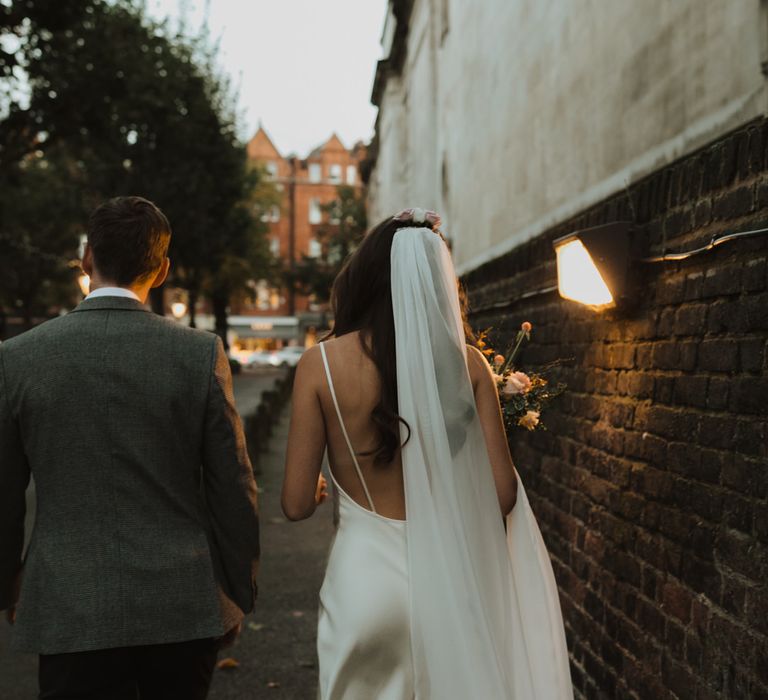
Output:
[521, 321, 532, 333]
[493, 354, 505, 368]
[501, 371, 532, 397]
[393, 208, 442, 229]
[518, 410, 540, 430]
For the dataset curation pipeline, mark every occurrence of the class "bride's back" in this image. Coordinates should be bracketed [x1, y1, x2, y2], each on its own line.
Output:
[318, 331, 406, 520]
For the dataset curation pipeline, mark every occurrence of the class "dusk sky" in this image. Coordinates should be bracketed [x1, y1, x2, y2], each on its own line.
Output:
[149, 0, 387, 156]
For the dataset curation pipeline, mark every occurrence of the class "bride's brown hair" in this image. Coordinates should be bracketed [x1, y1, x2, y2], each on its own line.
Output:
[327, 216, 474, 466]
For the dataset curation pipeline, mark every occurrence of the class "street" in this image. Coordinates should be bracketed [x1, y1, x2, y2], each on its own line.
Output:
[0, 369, 333, 699]
[207, 409, 333, 700]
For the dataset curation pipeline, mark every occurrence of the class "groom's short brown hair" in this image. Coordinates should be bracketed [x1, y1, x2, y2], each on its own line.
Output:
[87, 196, 172, 285]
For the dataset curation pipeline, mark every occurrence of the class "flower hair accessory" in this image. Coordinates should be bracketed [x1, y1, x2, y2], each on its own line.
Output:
[393, 207, 442, 229]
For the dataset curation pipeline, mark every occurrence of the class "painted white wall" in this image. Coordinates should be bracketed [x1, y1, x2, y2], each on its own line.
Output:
[369, 0, 768, 273]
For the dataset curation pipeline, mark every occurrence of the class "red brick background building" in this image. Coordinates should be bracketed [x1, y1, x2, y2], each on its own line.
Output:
[244, 126, 366, 317]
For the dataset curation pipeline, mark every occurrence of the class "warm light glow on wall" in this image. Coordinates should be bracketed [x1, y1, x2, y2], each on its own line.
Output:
[555, 239, 614, 307]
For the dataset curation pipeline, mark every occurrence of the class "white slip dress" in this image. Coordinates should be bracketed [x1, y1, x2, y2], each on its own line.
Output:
[316, 343, 415, 700]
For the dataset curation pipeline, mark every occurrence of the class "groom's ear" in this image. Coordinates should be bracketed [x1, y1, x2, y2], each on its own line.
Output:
[150, 257, 170, 289]
[82, 244, 94, 276]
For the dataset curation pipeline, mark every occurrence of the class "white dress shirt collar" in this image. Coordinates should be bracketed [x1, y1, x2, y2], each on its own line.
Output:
[85, 286, 141, 302]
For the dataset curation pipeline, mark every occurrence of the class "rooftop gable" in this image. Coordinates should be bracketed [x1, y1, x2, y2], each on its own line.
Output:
[247, 126, 283, 161]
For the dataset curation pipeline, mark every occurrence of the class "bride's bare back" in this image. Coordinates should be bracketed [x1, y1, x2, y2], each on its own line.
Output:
[282, 331, 517, 521]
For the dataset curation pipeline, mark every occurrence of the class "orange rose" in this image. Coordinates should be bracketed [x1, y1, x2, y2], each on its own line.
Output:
[518, 410, 540, 430]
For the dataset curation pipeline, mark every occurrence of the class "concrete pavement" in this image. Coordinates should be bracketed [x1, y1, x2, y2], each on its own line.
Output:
[208, 411, 333, 700]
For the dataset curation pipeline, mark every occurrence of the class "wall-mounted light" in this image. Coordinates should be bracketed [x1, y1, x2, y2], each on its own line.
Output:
[553, 221, 768, 312]
[553, 222, 631, 310]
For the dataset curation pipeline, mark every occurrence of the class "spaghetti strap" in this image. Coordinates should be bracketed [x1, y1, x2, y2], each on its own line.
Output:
[319, 343, 377, 513]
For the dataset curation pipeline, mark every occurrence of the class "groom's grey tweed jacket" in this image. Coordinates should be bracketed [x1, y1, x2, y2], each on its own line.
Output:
[0, 296, 260, 654]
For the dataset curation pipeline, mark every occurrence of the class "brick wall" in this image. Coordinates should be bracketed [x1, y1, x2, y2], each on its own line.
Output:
[464, 118, 768, 699]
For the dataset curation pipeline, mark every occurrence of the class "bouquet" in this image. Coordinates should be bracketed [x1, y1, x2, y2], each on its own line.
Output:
[476, 321, 565, 432]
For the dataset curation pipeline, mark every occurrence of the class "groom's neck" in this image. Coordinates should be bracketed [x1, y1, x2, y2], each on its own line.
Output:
[88, 273, 150, 303]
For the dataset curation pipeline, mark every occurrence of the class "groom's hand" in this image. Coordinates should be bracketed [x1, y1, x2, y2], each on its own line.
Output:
[4, 569, 22, 625]
[216, 623, 241, 650]
[315, 474, 329, 506]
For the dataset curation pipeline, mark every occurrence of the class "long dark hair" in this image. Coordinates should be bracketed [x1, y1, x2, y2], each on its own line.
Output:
[327, 215, 474, 466]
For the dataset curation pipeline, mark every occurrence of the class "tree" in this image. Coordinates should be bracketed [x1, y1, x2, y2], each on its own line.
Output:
[0, 2, 97, 330]
[0, 147, 83, 327]
[0, 0, 271, 342]
[291, 184, 367, 304]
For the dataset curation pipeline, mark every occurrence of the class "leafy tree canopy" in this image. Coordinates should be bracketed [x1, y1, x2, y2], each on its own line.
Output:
[0, 0, 275, 336]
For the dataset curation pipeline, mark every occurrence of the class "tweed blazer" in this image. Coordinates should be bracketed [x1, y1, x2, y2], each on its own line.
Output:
[0, 296, 260, 654]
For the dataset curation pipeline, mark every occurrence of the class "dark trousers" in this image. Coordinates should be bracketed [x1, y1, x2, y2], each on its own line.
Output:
[38, 638, 218, 700]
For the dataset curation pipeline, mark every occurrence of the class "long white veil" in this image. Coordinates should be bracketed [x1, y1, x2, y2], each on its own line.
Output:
[391, 227, 573, 699]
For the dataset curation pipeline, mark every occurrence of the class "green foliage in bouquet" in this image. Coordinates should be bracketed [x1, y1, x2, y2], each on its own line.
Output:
[476, 322, 566, 433]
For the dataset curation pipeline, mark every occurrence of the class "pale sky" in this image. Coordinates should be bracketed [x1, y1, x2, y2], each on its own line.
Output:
[148, 0, 387, 156]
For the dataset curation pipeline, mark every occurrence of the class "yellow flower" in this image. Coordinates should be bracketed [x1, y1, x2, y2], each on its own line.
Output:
[517, 410, 540, 430]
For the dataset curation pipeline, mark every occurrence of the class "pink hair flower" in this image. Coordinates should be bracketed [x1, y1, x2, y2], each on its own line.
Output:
[393, 207, 442, 229]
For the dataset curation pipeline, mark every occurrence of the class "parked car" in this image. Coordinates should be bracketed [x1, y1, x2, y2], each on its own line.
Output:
[269, 346, 305, 368]
[244, 350, 275, 368]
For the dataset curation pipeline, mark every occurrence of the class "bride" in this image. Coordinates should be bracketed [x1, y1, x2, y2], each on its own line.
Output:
[282, 209, 573, 699]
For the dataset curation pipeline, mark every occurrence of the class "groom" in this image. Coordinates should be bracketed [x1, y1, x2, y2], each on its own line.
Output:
[0, 196, 260, 699]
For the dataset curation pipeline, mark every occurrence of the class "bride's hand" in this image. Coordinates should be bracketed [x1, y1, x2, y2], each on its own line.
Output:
[315, 474, 329, 505]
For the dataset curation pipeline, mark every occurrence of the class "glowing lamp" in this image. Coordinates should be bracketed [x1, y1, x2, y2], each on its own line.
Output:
[553, 222, 631, 310]
[171, 302, 187, 319]
[78, 274, 91, 296]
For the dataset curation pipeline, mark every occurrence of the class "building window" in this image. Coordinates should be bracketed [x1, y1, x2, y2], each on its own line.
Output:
[309, 163, 322, 182]
[309, 198, 322, 224]
[260, 205, 280, 223]
[308, 238, 322, 258]
[346, 165, 357, 185]
[266, 160, 279, 179]
[256, 279, 271, 309]
[270, 238, 280, 257]
[329, 164, 342, 183]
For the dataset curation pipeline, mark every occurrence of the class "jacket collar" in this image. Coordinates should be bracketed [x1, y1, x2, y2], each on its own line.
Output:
[70, 296, 151, 313]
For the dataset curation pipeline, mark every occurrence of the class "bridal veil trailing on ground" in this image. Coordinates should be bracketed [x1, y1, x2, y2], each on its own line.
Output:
[391, 227, 573, 699]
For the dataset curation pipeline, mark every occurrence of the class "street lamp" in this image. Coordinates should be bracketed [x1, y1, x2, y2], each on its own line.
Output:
[171, 301, 187, 320]
[78, 274, 91, 297]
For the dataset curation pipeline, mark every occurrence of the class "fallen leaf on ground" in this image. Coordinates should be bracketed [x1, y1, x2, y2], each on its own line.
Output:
[216, 658, 240, 670]
[247, 622, 264, 631]
[291, 610, 304, 618]
[267, 681, 281, 688]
